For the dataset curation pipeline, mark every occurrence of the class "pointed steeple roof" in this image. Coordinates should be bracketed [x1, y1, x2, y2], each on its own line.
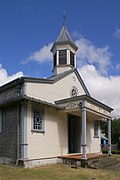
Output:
[56, 25, 73, 43]
[51, 25, 78, 52]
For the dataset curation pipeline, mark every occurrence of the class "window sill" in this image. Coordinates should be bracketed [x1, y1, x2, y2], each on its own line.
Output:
[31, 129, 45, 133]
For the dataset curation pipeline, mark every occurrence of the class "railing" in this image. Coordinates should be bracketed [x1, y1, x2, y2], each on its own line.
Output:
[101, 144, 117, 151]
[101, 144, 120, 154]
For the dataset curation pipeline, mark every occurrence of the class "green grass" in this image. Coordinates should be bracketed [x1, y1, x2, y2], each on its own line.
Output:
[0, 163, 120, 180]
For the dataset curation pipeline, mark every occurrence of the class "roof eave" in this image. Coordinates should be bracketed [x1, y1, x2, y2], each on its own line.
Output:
[0, 95, 64, 110]
[0, 77, 24, 93]
[55, 95, 113, 112]
[0, 76, 54, 93]
[50, 41, 78, 52]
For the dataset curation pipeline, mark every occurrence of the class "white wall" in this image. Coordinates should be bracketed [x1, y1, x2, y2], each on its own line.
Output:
[27, 103, 68, 159]
[26, 72, 86, 103]
[86, 119, 101, 153]
[26, 103, 101, 160]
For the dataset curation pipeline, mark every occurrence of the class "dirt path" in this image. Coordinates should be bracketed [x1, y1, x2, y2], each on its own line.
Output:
[104, 162, 120, 171]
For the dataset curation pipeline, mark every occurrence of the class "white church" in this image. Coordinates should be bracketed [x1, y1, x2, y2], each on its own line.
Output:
[0, 24, 113, 167]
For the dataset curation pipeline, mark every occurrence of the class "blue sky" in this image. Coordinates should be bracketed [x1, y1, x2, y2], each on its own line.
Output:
[0, 0, 120, 116]
[0, 0, 120, 77]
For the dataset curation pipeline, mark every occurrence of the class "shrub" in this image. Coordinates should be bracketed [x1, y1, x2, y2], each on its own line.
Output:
[102, 150, 120, 154]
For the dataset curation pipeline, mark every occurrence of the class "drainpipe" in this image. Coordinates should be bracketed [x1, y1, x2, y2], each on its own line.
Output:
[16, 102, 20, 166]
[20, 101, 28, 159]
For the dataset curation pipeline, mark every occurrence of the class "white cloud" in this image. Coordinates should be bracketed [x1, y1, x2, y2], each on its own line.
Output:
[78, 65, 120, 117]
[75, 37, 112, 75]
[0, 64, 23, 86]
[21, 43, 53, 64]
[19, 34, 120, 117]
[113, 27, 120, 39]
[71, 30, 82, 39]
[21, 37, 112, 76]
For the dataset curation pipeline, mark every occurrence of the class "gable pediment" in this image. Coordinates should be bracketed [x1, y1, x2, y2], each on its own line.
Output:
[55, 95, 113, 119]
[49, 68, 90, 97]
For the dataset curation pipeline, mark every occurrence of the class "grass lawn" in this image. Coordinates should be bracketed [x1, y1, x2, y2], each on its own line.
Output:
[0, 163, 120, 180]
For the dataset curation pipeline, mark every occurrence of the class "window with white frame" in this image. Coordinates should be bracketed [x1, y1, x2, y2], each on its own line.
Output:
[0, 109, 2, 133]
[70, 86, 78, 97]
[32, 108, 44, 132]
[94, 121, 99, 138]
[59, 50, 67, 65]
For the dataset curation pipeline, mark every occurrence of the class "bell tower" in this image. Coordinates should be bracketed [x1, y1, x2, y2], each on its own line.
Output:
[50, 24, 78, 75]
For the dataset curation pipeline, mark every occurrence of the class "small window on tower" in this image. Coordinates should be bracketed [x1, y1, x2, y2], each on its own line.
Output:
[70, 51, 75, 67]
[59, 50, 67, 65]
[70, 86, 78, 97]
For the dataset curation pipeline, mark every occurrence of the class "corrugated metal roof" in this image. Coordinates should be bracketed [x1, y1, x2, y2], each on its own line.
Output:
[23, 95, 64, 109]
[0, 95, 64, 110]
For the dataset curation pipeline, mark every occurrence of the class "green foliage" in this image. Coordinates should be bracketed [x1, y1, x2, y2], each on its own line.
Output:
[101, 121, 108, 137]
[111, 118, 120, 145]
[101, 118, 120, 146]
[102, 150, 120, 154]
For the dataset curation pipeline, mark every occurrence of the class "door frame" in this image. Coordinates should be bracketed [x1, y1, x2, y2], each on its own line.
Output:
[68, 114, 81, 154]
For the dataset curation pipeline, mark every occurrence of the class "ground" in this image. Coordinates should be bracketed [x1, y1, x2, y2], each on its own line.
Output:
[0, 165, 119, 180]
[106, 162, 120, 170]
[0, 159, 120, 180]
[104, 154, 120, 171]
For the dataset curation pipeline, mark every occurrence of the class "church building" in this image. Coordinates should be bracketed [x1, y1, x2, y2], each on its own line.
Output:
[0, 24, 113, 167]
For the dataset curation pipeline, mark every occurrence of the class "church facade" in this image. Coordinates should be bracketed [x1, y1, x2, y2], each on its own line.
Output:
[0, 25, 113, 167]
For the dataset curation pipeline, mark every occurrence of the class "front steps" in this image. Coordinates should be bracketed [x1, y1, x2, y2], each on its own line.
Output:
[87, 156, 119, 169]
[58, 155, 119, 169]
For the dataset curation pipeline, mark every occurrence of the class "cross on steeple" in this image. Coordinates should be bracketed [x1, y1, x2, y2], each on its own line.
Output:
[63, 11, 66, 25]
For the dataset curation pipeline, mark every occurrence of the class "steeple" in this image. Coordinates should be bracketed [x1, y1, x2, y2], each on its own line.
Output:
[54, 25, 78, 51]
[51, 24, 78, 75]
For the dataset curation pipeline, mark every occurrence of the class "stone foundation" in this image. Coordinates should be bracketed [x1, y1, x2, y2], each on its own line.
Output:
[62, 158, 81, 167]
[1, 155, 116, 169]
[17, 157, 59, 168]
[0, 156, 16, 165]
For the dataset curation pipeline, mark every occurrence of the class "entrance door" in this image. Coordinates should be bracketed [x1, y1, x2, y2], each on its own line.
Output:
[68, 115, 80, 153]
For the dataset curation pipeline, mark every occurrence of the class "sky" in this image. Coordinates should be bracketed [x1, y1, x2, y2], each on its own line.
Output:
[0, 0, 120, 117]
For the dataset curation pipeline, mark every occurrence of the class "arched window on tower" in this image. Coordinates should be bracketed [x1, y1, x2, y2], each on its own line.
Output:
[59, 50, 67, 65]
[70, 51, 75, 67]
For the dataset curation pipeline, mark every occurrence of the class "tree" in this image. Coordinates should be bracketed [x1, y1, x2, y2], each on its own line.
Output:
[101, 121, 108, 137]
[101, 118, 120, 147]
[111, 118, 120, 146]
